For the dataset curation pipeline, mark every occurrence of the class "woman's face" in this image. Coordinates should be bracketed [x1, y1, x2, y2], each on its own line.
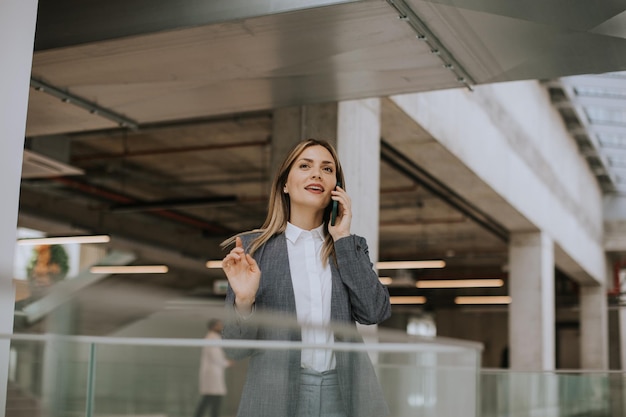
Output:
[284, 145, 337, 216]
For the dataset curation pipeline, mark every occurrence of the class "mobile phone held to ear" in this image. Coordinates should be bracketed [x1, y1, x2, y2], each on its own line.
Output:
[330, 181, 341, 226]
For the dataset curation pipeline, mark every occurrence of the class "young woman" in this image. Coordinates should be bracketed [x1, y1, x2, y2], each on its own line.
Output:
[221, 139, 391, 417]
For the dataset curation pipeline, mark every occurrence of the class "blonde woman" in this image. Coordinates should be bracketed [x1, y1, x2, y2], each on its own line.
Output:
[221, 139, 391, 417]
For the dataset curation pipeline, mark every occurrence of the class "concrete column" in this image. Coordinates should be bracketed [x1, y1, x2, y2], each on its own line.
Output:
[336, 99, 381, 351]
[509, 231, 555, 371]
[0, 1, 39, 415]
[336, 98, 381, 259]
[619, 267, 626, 371]
[580, 283, 608, 370]
[271, 103, 338, 176]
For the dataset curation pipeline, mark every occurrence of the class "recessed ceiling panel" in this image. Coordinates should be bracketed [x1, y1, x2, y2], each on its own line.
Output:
[29, 1, 462, 135]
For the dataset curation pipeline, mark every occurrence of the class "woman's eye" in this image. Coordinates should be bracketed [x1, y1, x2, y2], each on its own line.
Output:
[299, 163, 310, 169]
[323, 167, 334, 173]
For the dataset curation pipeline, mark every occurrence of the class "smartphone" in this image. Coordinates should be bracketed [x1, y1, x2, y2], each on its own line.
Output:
[330, 181, 341, 226]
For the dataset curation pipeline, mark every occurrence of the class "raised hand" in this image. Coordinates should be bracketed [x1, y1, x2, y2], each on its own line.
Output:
[222, 236, 260, 314]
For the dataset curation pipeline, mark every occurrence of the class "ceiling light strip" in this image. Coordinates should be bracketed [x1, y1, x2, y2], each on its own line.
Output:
[90, 265, 168, 274]
[206, 260, 223, 269]
[389, 296, 426, 305]
[210, 260, 446, 270]
[455, 296, 512, 305]
[378, 277, 393, 285]
[376, 260, 445, 269]
[417, 279, 504, 289]
[385, 0, 476, 89]
[17, 235, 111, 245]
[30, 77, 138, 129]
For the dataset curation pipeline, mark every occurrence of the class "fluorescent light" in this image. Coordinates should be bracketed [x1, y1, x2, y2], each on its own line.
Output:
[378, 277, 393, 285]
[454, 296, 512, 305]
[17, 235, 110, 246]
[389, 296, 426, 304]
[206, 260, 223, 269]
[417, 279, 504, 289]
[376, 260, 445, 269]
[90, 265, 168, 274]
[209, 260, 446, 270]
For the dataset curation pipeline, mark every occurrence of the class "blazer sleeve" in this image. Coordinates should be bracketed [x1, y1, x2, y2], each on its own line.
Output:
[334, 235, 391, 325]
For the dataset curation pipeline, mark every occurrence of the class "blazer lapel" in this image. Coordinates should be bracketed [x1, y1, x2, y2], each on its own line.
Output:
[260, 233, 297, 314]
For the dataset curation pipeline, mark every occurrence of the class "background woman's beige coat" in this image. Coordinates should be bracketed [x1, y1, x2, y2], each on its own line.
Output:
[199, 330, 230, 395]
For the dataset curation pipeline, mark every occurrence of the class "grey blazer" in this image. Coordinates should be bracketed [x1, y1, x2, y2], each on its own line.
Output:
[223, 232, 391, 417]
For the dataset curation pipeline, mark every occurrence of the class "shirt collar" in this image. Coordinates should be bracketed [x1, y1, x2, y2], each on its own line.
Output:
[285, 222, 325, 243]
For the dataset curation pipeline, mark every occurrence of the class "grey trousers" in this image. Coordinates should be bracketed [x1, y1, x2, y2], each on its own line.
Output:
[296, 369, 348, 417]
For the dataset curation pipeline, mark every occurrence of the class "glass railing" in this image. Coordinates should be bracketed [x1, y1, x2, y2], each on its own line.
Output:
[3, 322, 481, 417]
[2, 328, 623, 417]
[480, 368, 623, 417]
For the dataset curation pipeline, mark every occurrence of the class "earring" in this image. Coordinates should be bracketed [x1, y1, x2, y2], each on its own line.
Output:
[283, 186, 288, 193]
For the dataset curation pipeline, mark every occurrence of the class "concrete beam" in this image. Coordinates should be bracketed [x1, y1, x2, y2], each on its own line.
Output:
[389, 80, 605, 284]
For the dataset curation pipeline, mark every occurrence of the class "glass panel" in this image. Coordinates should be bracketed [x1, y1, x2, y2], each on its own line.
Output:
[608, 156, 626, 168]
[5, 322, 482, 417]
[585, 107, 626, 125]
[598, 133, 626, 149]
[575, 86, 626, 100]
[5, 329, 624, 417]
[480, 370, 618, 417]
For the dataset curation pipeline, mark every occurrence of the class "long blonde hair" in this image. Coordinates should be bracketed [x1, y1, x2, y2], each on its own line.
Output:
[221, 139, 345, 265]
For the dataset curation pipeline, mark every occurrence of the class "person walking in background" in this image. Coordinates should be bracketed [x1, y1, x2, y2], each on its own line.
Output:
[194, 319, 232, 417]
[221, 139, 392, 417]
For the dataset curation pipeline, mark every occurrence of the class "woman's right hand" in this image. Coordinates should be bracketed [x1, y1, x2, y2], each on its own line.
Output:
[222, 236, 260, 314]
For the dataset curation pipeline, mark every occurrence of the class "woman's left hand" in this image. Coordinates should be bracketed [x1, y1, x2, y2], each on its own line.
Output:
[328, 184, 351, 241]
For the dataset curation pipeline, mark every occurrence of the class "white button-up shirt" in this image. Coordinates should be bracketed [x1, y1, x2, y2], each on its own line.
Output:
[285, 222, 336, 371]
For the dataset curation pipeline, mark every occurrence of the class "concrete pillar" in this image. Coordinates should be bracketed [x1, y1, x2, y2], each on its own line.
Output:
[620, 287, 626, 371]
[0, 1, 39, 415]
[509, 231, 555, 371]
[336, 98, 381, 259]
[336, 99, 381, 351]
[580, 283, 608, 370]
[271, 103, 338, 177]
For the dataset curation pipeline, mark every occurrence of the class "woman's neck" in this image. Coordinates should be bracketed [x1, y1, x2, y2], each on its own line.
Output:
[289, 210, 323, 231]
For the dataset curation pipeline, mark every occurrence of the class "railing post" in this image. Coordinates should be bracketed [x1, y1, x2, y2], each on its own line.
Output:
[85, 343, 96, 417]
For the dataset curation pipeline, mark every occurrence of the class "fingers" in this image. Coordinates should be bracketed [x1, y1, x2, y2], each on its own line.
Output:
[222, 238, 246, 270]
[245, 254, 259, 272]
[228, 237, 245, 257]
[329, 186, 352, 239]
[331, 186, 351, 217]
[223, 237, 258, 272]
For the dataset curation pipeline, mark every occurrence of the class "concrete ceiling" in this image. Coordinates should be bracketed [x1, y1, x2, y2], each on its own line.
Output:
[17, 0, 626, 330]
